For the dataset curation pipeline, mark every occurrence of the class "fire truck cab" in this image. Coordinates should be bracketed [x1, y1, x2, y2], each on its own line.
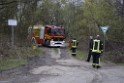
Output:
[30, 25, 65, 47]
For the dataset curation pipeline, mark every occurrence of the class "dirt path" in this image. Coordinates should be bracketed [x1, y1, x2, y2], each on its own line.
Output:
[0, 48, 124, 83]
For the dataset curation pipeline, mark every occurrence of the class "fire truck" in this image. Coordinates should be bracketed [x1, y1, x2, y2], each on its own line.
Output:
[29, 25, 65, 47]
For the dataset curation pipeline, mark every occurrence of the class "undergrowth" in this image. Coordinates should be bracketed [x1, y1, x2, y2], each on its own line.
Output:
[0, 47, 42, 71]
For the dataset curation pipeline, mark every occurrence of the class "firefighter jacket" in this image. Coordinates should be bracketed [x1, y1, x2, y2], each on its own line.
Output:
[71, 40, 78, 48]
[92, 39, 103, 53]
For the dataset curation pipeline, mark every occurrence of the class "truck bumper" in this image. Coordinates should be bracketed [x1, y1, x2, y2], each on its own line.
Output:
[50, 41, 65, 47]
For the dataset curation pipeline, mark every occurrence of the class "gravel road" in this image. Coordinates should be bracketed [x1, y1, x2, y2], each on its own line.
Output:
[0, 48, 124, 83]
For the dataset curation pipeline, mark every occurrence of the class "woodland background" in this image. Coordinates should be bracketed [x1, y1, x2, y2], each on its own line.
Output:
[0, 0, 124, 63]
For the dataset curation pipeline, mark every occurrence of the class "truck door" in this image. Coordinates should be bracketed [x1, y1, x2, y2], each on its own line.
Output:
[40, 26, 45, 39]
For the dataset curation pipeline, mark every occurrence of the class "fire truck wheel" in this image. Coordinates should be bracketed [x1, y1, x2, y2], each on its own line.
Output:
[44, 40, 50, 46]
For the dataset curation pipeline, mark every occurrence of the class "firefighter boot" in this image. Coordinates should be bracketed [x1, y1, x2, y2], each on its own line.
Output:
[96, 65, 101, 69]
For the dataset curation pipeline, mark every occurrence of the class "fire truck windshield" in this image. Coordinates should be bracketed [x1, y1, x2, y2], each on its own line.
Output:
[49, 28, 64, 35]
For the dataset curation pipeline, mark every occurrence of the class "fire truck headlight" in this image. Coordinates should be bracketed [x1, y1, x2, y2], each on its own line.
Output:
[51, 41, 54, 44]
[51, 41, 54, 43]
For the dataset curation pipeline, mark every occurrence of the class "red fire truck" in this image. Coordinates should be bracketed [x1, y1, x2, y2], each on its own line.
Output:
[29, 25, 65, 47]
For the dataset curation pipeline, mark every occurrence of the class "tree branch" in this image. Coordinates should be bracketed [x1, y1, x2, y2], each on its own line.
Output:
[0, 1, 18, 5]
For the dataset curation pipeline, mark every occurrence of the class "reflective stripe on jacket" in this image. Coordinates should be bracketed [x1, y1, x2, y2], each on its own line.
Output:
[72, 40, 77, 48]
[92, 39, 101, 53]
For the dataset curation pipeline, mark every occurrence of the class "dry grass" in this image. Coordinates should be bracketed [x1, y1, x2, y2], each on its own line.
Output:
[0, 34, 43, 70]
[76, 50, 87, 60]
[103, 50, 124, 63]
[0, 47, 42, 70]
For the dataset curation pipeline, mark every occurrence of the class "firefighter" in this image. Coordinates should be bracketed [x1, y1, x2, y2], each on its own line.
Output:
[86, 36, 93, 62]
[92, 35, 103, 68]
[31, 36, 37, 49]
[70, 38, 78, 56]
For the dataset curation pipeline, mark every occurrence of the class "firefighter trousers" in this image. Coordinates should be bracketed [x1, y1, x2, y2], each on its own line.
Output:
[92, 52, 101, 68]
[71, 48, 77, 56]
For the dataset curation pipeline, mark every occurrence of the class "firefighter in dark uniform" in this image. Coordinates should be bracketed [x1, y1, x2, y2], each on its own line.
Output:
[86, 36, 93, 62]
[92, 35, 103, 68]
[70, 38, 78, 56]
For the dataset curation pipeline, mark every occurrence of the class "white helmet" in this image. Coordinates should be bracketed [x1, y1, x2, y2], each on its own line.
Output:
[97, 35, 100, 37]
[96, 35, 100, 39]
